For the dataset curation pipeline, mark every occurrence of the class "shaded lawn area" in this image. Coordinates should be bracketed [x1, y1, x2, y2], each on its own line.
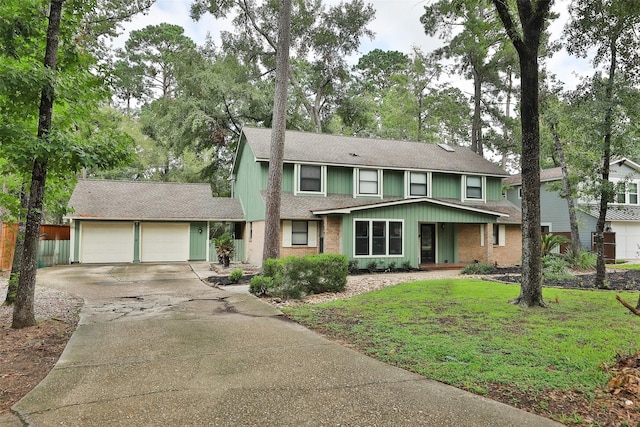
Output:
[282, 279, 640, 425]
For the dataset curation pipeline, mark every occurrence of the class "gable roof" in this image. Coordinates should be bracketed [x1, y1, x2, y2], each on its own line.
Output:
[583, 204, 640, 222]
[67, 180, 244, 221]
[240, 127, 509, 177]
[504, 167, 563, 186]
[268, 192, 521, 224]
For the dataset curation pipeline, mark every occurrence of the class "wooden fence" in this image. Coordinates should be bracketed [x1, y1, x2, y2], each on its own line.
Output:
[0, 222, 71, 270]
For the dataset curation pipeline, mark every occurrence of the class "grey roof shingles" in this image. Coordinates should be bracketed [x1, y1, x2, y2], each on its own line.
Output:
[270, 192, 521, 224]
[583, 204, 640, 222]
[67, 180, 244, 221]
[241, 127, 509, 177]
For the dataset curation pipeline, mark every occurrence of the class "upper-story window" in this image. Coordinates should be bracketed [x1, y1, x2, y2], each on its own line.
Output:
[614, 180, 639, 205]
[295, 164, 326, 195]
[464, 175, 485, 201]
[355, 168, 382, 198]
[405, 171, 431, 198]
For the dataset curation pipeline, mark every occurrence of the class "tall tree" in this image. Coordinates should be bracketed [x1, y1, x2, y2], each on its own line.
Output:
[422, 0, 515, 155]
[1, 0, 135, 327]
[191, 0, 375, 133]
[564, 0, 640, 287]
[263, 0, 292, 261]
[12, 0, 65, 328]
[492, 0, 552, 307]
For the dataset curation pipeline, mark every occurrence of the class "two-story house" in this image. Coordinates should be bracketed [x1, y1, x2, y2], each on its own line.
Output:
[504, 158, 640, 260]
[232, 127, 522, 268]
[64, 127, 522, 268]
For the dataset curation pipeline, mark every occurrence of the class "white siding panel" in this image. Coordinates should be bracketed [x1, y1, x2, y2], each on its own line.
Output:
[80, 222, 134, 263]
[611, 222, 640, 260]
[141, 223, 189, 262]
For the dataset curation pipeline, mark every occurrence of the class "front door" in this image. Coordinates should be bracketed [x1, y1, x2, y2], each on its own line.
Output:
[420, 223, 436, 264]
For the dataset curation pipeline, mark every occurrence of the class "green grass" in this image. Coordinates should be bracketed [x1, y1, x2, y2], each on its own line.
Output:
[608, 262, 640, 270]
[283, 278, 640, 396]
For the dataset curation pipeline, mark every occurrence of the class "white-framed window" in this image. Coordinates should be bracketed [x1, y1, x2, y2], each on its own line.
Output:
[294, 164, 326, 195]
[405, 171, 431, 198]
[354, 219, 403, 257]
[354, 168, 382, 198]
[463, 175, 485, 201]
[613, 180, 639, 205]
[480, 224, 505, 247]
[282, 220, 318, 248]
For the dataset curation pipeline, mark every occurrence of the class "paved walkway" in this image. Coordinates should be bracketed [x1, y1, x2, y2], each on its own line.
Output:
[8, 263, 562, 426]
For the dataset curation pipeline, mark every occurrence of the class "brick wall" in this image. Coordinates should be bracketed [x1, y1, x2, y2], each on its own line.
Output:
[458, 224, 485, 263]
[457, 223, 522, 266]
[323, 216, 342, 255]
[493, 225, 522, 266]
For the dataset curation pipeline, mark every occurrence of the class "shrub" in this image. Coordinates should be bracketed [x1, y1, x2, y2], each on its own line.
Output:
[541, 233, 569, 255]
[249, 275, 275, 296]
[542, 254, 574, 281]
[229, 268, 244, 283]
[366, 260, 378, 272]
[347, 260, 360, 274]
[386, 261, 397, 271]
[461, 263, 497, 275]
[214, 232, 235, 267]
[401, 261, 413, 271]
[564, 249, 596, 271]
[255, 254, 348, 299]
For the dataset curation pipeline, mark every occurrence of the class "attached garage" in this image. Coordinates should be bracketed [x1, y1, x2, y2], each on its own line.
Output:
[80, 221, 134, 263]
[66, 180, 245, 264]
[140, 223, 190, 262]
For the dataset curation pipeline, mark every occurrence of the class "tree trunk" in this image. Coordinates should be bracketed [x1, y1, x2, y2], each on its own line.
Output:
[549, 122, 581, 254]
[492, 0, 551, 308]
[594, 39, 618, 289]
[514, 51, 544, 307]
[12, 0, 64, 329]
[4, 185, 28, 306]
[262, 0, 292, 262]
[471, 66, 483, 156]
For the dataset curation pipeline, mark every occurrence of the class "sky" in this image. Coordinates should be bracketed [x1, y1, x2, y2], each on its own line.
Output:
[115, 0, 593, 92]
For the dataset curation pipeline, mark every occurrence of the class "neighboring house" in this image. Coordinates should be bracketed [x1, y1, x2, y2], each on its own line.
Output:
[66, 180, 243, 263]
[504, 158, 640, 260]
[232, 127, 522, 268]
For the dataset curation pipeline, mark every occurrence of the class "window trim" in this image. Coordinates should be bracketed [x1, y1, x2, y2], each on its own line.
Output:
[405, 171, 432, 198]
[354, 168, 383, 198]
[612, 179, 640, 205]
[294, 164, 326, 196]
[353, 219, 404, 258]
[463, 175, 486, 201]
[282, 220, 318, 248]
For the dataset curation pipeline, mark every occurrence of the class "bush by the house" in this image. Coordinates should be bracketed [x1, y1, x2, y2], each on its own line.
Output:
[250, 254, 348, 299]
[542, 254, 574, 280]
[249, 275, 275, 296]
[563, 248, 597, 271]
[461, 262, 497, 275]
[229, 268, 244, 283]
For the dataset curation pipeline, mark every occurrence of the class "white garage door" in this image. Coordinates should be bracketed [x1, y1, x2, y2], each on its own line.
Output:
[140, 223, 190, 262]
[80, 222, 134, 263]
[611, 222, 640, 260]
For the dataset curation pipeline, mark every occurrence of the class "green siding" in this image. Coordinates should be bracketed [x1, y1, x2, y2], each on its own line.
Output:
[341, 202, 496, 268]
[234, 140, 266, 221]
[189, 222, 208, 261]
[282, 163, 294, 192]
[133, 222, 140, 263]
[327, 166, 353, 194]
[73, 221, 80, 262]
[432, 173, 461, 198]
[383, 170, 404, 197]
[486, 177, 503, 201]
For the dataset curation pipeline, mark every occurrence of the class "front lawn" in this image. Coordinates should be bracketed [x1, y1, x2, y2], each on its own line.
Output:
[282, 278, 640, 425]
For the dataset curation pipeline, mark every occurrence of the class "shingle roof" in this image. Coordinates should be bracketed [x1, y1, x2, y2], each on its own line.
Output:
[269, 192, 521, 224]
[241, 127, 509, 177]
[67, 180, 244, 221]
[583, 204, 640, 222]
[504, 167, 563, 186]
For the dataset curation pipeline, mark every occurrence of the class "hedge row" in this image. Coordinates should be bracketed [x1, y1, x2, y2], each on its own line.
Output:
[249, 254, 348, 299]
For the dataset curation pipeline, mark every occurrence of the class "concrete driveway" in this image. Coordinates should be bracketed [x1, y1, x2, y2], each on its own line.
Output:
[11, 263, 562, 426]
